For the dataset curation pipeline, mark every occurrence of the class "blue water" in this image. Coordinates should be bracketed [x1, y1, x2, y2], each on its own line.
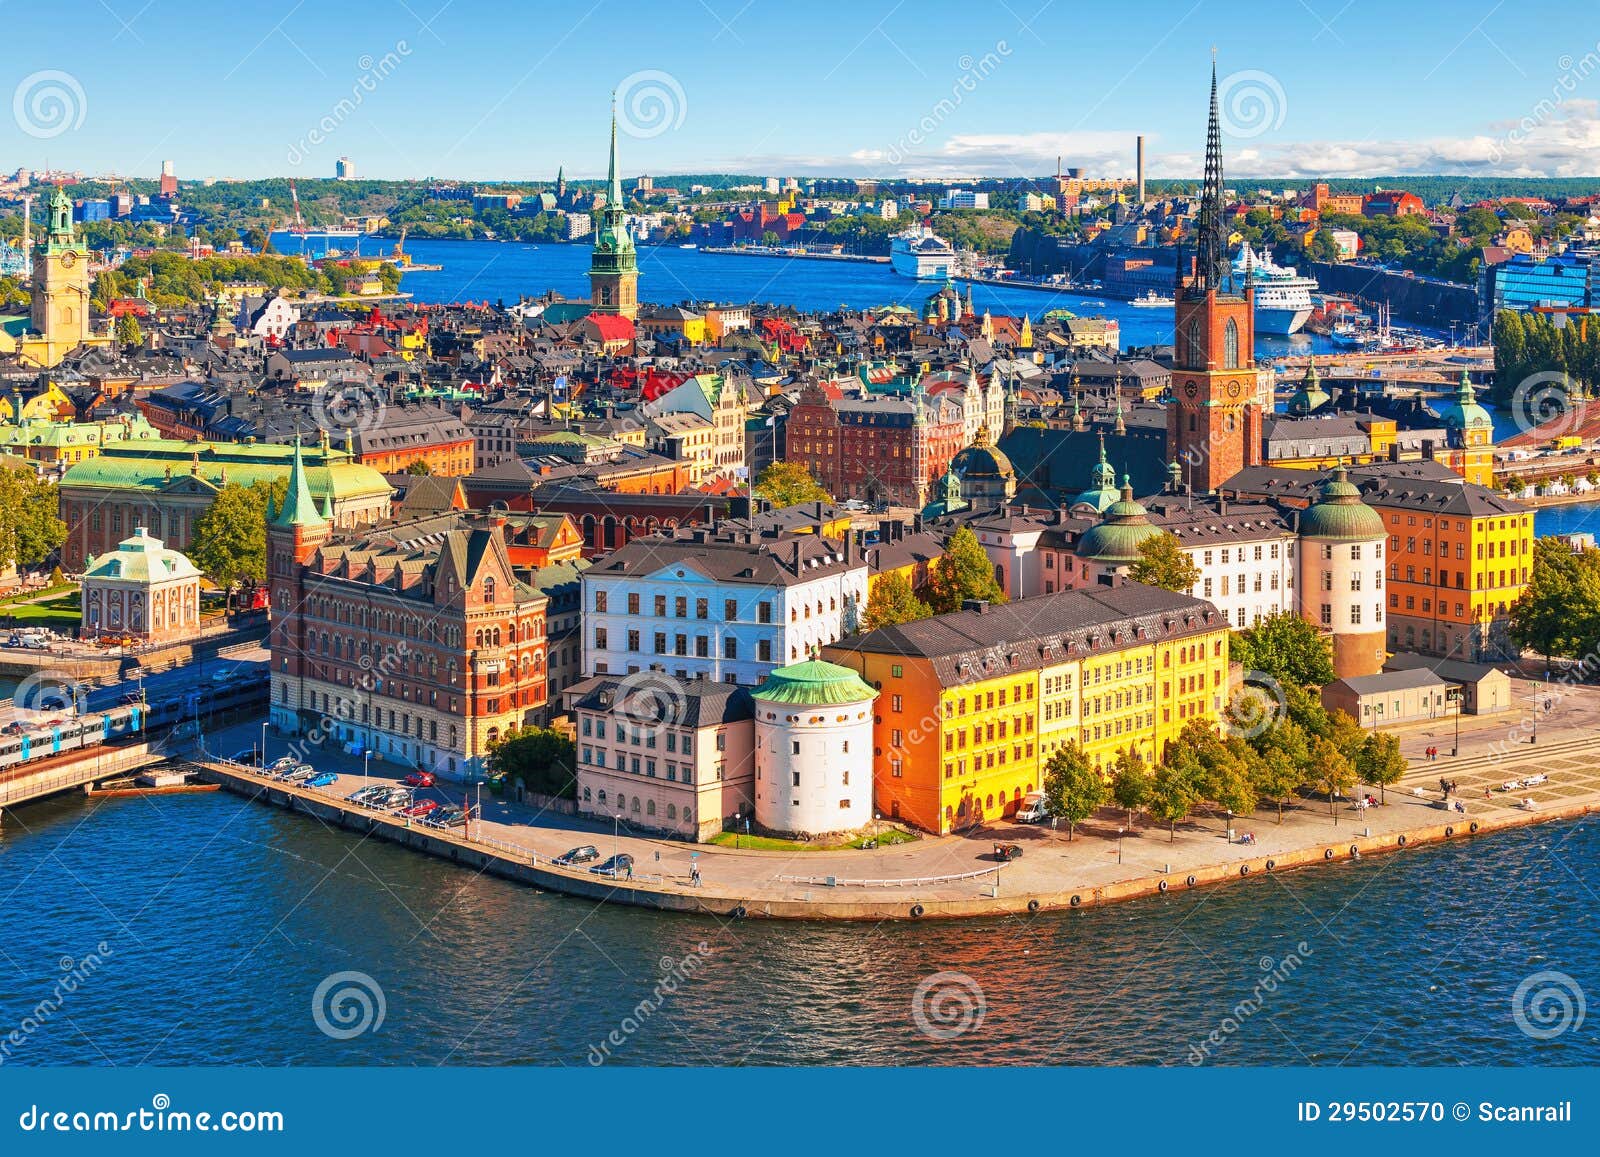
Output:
[2, 789, 1596, 1066]
[277, 233, 1339, 360]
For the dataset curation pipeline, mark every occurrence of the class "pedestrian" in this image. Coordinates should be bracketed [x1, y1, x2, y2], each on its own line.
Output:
[690, 865, 701, 887]
[625, 861, 633, 882]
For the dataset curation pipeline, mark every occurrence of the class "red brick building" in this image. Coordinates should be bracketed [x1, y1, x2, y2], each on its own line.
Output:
[785, 383, 966, 508]
[1362, 190, 1425, 217]
[268, 440, 548, 781]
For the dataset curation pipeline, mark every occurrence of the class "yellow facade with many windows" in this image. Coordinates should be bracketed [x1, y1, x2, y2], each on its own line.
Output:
[824, 585, 1231, 834]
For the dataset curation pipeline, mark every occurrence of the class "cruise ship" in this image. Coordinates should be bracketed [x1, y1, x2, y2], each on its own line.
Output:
[1233, 244, 1316, 335]
[890, 226, 958, 280]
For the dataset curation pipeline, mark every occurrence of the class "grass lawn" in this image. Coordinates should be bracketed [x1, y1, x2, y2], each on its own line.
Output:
[707, 828, 920, 852]
[0, 582, 75, 606]
[4, 593, 80, 629]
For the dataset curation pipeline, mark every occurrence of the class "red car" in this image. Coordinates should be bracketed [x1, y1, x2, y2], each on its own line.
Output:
[403, 771, 435, 788]
[400, 799, 439, 819]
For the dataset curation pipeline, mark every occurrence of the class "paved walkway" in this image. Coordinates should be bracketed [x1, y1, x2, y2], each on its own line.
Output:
[199, 705, 1600, 919]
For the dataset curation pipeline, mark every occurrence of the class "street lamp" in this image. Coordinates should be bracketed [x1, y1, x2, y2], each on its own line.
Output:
[1446, 685, 1462, 757]
[362, 748, 372, 788]
[260, 720, 268, 768]
[1117, 826, 1124, 864]
[733, 811, 741, 850]
[613, 813, 621, 864]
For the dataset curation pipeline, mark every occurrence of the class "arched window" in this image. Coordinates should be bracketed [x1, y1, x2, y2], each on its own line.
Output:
[646, 800, 656, 816]
[1223, 319, 1239, 369]
[667, 803, 677, 819]
[1185, 319, 1202, 367]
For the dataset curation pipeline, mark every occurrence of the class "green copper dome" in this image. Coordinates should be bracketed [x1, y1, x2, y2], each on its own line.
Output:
[1077, 477, 1163, 565]
[1289, 362, 1329, 416]
[1299, 466, 1385, 541]
[1072, 434, 1120, 514]
[1433, 367, 1492, 432]
[753, 660, 878, 706]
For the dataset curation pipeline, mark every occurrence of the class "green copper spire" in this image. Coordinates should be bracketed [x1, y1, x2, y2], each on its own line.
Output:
[590, 97, 636, 274]
[274, 435, 326, 529]
[607, 96, 623, 209]
[44, 185, 75, 252]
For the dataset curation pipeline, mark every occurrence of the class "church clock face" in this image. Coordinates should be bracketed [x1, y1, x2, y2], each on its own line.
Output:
[60, 250, 76, 267]
[1184, 382, 1198, 399]
[1227, 381, 1241, 399]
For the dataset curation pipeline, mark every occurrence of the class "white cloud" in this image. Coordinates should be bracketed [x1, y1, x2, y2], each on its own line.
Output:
[720, 100, 1600, 179]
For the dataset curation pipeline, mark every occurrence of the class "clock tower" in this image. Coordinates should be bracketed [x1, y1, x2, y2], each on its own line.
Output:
[25, 185, 95, 367]
[1167, 60, 1263, 494]
[587, 101, 639, 319]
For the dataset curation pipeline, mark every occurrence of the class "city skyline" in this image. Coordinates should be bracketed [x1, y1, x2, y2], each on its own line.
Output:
[2, 0, 1598, 183]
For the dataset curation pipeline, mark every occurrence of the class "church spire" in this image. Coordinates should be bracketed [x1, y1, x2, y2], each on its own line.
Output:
[1196, 52, 1226, 291]
[607, 94, 623, 210]
[274, 435, 326, 529]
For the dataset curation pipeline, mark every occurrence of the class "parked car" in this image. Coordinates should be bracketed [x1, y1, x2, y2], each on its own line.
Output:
[554, 845, 601, 866]
[347, 786, 386, 805]
[426, 806, 467, 828]
[400, 799, 439, 819]
[229, 748, 259, 766]
[991, 843, 1024, 862]
[268, 756, 298, 773]
[403, 771, 435, 788]
[1015, 792, 1050, 824]
[306, 772, 339, 788]
[590, 854, 635, 878]
[2, 721, 27, 736]
[280, 766, 316, 785]
[377, 788, 413, 810]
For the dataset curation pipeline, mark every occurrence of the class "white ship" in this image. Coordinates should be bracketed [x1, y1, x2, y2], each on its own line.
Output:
[890, 225, 958, 280]
[1131, 289, 1175, 307]
[1234, 244, 1316, 335]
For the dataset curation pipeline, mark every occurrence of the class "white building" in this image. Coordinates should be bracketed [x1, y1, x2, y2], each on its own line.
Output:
[939, 188, 989, 210]
[752, 660, 877, 837]
[581, 525, 869, 687]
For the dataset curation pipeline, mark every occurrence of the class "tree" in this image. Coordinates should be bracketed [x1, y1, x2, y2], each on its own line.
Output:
[188, 479, 284, 590]
[1111, 748, 1152, 826]
[921, 525, 1007, 614]
[753, 461, 830, 508]
[1312, 734, 1357, 816]
[405, 459, 433, 476]
[861, 570, 931, 632]
[1249, 742, 1303, 823]
[1510, 540, 1600, 668]
[0, 467, 67, 570]
[486, 725, 577, 799]
[1148, 757, 1201, 841]
[1042, 741, 1104, 840]
[114, 313, 144, 349]
[1128, 531, 1200, 593]
[1229, 612, 1335, 689]
[1354, 730, 1407, 804]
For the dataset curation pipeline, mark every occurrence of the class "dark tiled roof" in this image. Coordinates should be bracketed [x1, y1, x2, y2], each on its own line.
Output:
[563, 673, 754, 728]
[829, 584, 1221, 683]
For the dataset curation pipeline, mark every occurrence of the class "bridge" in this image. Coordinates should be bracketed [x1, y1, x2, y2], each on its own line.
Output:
[0, 741, 167, 817]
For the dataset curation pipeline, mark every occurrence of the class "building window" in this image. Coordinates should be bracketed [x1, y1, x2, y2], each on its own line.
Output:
[594, 591, 607, 612]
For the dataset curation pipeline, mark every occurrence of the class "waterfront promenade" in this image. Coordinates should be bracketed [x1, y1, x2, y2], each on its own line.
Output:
[196, 683, 1600, 921]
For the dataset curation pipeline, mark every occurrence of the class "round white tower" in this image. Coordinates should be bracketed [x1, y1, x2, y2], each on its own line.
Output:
[1297, 467, 1387, 679]
[752, 660, 878, 838]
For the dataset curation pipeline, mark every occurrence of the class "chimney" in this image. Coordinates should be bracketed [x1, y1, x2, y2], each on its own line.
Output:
[1136, 135, 1145, 203]
[962, 599, 990, 614]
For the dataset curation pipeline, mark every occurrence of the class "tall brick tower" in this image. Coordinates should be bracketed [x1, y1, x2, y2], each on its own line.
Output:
[267, 436, 331, 736]
[1167, 59, 1263, 494]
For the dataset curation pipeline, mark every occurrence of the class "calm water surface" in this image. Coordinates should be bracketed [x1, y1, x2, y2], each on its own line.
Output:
[1, 791, 1595, 1066]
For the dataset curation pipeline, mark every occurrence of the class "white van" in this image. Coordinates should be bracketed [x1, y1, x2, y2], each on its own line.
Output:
[1016, 791, 1050, 823]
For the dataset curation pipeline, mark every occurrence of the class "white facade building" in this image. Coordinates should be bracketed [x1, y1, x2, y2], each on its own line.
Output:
[752, 661, 877, 837]
[581, 526, 869, 687]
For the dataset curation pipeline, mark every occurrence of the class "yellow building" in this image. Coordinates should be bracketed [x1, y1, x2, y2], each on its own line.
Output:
[0, 413, 163, 469]
[0, 382, 76, 424]
[16, 186, 112, 369]
[823, 584, 1231, 833]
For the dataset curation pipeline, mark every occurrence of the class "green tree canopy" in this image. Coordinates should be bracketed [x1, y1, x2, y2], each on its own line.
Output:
[861, 570, 932, 632]
[1354, 730, 1407, 804]
[1042, 740, 1105, 840]
[0, 467, 67, 571]
[753, 461, 830, 508]
[1111, 747, 1152, 824]
[1229, 612, 1336, 689]
[1128, 531, 1200, 593]
[486, 725, 577, 799]
[114, 313, 144, 349]
[921, 525, 1007, 614]
[1510, 539, 1600, 666]
[1148, 755, 1202, 841]
[187, 479, 285, 589]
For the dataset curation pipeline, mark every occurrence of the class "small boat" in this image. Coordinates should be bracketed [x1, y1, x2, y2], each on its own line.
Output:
[1131, 290, 1175, 307]
[679, 243, 698, 250]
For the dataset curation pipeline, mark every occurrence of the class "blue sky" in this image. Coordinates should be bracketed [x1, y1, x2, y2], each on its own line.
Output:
[3, 0, 1596, 181]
